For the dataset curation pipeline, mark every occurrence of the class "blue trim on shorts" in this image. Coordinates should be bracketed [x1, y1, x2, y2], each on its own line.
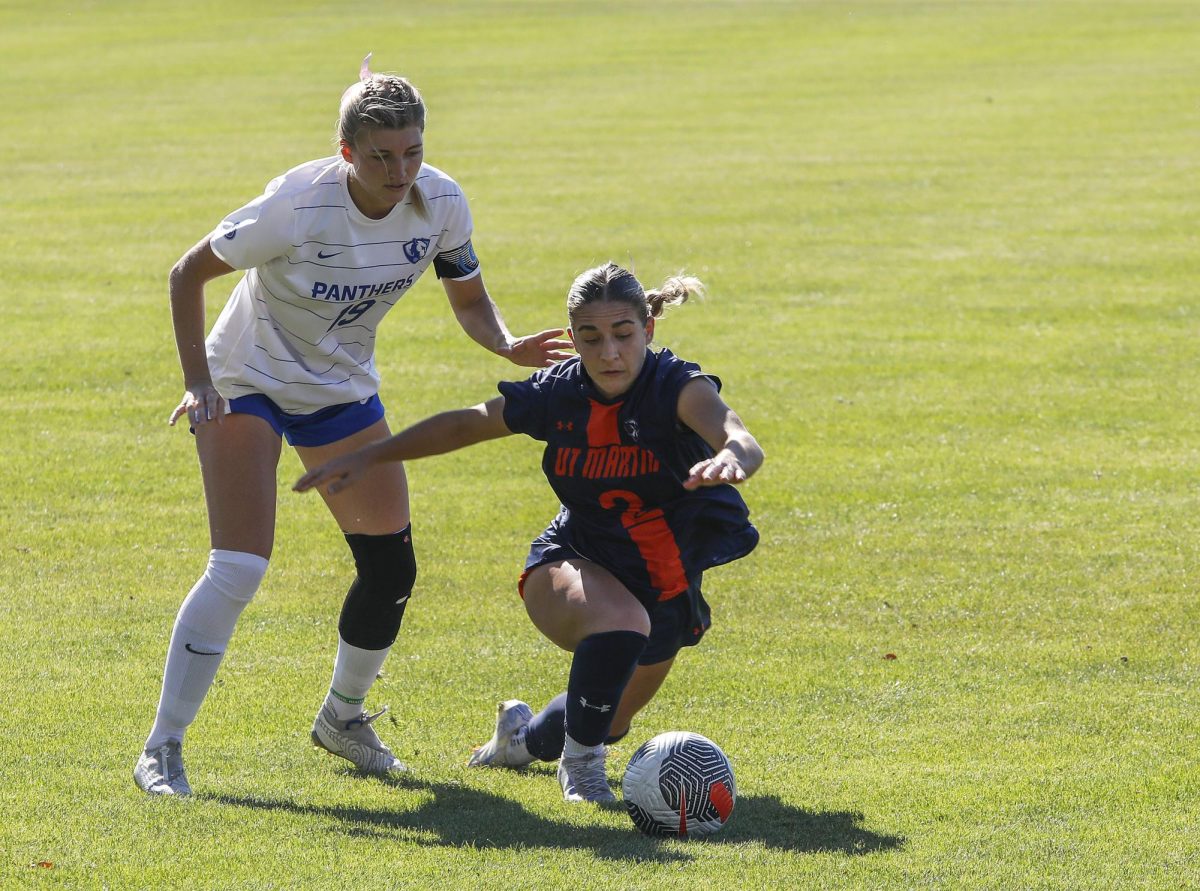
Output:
[519, 517, 711, 666]
[227, 393, 385, 447]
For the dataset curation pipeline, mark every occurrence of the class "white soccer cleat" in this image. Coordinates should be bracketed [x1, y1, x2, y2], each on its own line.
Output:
[558, 748, 616, 803]
[134, 741, 193, 797]
[311, 704, 407, 774]
[467, 699, 535, 769]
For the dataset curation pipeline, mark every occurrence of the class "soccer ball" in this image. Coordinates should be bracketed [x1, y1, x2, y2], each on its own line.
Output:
[621, 731, 735, 838]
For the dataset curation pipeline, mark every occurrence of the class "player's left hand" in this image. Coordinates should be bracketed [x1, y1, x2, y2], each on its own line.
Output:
[683, 454, 748, 490]
[500, 329, 574, 368]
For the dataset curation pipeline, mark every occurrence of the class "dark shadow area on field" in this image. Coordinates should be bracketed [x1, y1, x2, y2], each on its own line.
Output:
[717, 795, 905, 855]
[204, 776, 901, 859]
[203, 772, 691, 864]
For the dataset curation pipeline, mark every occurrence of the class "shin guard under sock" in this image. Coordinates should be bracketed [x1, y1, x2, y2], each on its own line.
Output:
[564, 630, 648, 747]
[145, 550, 268, 749]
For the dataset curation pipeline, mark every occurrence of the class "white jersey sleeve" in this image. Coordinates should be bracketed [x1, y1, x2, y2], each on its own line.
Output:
[208, 175, 297, 270]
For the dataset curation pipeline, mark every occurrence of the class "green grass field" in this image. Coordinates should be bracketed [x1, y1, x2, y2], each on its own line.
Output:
[2, 0, 1198, 887]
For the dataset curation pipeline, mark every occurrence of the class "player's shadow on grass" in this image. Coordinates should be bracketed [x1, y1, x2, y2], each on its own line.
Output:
[205, 772, 689, 864]
[204, 773, 901, 859]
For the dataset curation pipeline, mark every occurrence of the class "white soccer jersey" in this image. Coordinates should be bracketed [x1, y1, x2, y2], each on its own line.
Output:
[206, 156, 480, 414]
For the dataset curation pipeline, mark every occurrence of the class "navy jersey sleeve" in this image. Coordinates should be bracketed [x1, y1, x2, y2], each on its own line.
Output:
[651, 349, 722, 419]
[498, 372, 549, 439]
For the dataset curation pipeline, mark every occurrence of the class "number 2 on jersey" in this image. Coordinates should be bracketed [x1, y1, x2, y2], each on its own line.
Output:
[599, 489, 689, 599]
[326, 299, 377, 332]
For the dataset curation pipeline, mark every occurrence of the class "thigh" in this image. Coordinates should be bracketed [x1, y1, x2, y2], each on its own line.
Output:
[194, 412, 283, 558]
[295, 418, 411, 535]
[522, 559, 651, 652]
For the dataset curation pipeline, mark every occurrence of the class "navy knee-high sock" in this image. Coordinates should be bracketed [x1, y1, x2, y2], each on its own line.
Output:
[564, 630, 648, 747]
[523, 693, 569, 761]
[523, 692, 634, 762]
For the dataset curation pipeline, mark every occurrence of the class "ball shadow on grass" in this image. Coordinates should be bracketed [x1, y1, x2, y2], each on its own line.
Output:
[717, 794, 905, 854]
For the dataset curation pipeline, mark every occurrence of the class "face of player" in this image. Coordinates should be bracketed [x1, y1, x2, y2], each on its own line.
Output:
[341, 126, 424, 219]
[569, 300, 655, 399]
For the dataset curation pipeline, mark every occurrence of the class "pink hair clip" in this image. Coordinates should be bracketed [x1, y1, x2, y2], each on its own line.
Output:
[359, 52, 373, 81]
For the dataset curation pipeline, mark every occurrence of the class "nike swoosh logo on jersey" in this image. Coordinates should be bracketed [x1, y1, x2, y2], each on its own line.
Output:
[185, 643, 222, 656]
[317, 250, 342, 259]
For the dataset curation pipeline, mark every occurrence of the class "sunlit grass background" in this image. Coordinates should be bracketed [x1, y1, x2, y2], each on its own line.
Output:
[1, 1, 1197, 887]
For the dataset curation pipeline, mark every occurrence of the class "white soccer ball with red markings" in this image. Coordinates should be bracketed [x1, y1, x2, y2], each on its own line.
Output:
[622, 731, 736, 838]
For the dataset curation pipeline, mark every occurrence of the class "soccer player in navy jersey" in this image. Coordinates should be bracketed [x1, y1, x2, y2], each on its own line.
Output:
[295, 262, 764, 802]
[132, 57, 571, 797]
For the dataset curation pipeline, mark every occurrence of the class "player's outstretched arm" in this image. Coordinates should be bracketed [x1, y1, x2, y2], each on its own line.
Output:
[442, 274, 573, 368]
[675, 378, 765, 490]
[294, 396, 513, 495]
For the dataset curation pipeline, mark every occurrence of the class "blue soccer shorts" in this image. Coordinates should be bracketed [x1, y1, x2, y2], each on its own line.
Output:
[221, 393, 385, 447]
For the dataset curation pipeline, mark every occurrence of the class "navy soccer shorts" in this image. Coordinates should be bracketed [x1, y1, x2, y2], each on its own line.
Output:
[518, 517, 712, 666]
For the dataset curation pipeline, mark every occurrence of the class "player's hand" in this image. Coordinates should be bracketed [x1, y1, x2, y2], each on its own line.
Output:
[500, 329, 574, 368]
[683, 453, 748, 490]
[169, 383, 225, 428]
[293, 452, 372, 496]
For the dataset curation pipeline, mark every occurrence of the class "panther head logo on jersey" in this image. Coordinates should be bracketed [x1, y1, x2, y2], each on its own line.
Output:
[403, 237, 431, 264]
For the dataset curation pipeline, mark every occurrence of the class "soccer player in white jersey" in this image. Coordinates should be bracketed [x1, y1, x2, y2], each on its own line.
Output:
[133, 56, 571, 796]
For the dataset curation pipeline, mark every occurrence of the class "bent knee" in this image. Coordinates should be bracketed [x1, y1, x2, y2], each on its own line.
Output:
[205, 549, 269, 603]
[339, 527, 417, 649]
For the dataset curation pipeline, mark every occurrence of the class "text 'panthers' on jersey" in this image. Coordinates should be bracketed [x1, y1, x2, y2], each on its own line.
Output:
[206, 157, 480, 414]
[500, 349, 759, 604]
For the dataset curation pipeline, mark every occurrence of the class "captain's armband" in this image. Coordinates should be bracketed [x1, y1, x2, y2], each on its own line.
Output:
[433, 239, 480, 280]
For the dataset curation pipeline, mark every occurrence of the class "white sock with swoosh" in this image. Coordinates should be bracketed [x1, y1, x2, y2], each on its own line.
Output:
[144, 550, 268, 750]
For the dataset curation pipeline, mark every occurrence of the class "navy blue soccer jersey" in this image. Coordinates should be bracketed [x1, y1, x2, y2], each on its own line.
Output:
[499, 348, 759, 604]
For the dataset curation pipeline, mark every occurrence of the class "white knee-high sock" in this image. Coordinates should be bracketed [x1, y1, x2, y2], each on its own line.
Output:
[325, 638, 391, 721]
[145, 550, 268, 749]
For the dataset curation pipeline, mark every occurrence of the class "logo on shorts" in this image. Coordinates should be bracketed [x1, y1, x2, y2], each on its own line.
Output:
[317, 250, 342, 259]
[403, 237, 431, 264]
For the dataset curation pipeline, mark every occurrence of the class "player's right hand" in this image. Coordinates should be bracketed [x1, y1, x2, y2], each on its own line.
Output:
[169, 383, 225, 428]
[294, 452, 370, 496]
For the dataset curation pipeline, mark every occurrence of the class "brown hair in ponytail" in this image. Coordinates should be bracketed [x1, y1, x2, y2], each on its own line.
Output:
[566, 262, 705, 324]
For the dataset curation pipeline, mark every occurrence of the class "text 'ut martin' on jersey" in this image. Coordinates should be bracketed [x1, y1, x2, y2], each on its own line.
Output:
[205, 157, 481, 415]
